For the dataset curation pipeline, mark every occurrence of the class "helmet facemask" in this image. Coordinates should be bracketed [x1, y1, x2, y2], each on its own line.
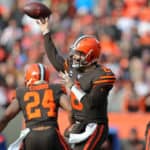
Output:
[70, 49, 99, 69]
[69, 51, 87, 68]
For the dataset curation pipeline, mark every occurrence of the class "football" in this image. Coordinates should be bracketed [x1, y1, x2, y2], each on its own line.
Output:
[23, 2, 51, 19]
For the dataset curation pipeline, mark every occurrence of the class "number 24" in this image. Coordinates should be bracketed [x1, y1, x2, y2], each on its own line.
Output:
[24, 89, 56, 120]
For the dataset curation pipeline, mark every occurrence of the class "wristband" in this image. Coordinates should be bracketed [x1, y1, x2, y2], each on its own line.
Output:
[71, 85, 86, 101]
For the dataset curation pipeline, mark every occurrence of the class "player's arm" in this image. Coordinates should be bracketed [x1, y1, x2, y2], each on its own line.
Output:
[59, 93, 75, 138]
[0, 99, 20, 132]
[59, 94, 73, 124]
[37, 17, 66, 72]
[60, 94, 72, 112]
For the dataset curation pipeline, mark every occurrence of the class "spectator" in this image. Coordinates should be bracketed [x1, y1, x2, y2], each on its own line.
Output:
[139, 93, 150, 112]
[122, 80, 140, 112]
[121, 128, 145, 150]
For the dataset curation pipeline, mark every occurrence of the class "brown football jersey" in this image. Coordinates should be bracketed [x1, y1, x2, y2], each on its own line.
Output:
[16, 83, 66, 128]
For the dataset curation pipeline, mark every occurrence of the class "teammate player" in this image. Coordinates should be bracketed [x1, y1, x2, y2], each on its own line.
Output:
[0, 63, 71, 150]
[37, 18, 116, 150]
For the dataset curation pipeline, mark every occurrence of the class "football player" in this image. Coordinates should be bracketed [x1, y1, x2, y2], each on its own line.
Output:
[0, 63, 71, 150]
[37, 18, 116, 150]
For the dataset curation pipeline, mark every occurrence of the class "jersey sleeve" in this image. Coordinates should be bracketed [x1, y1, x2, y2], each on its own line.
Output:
[44, 32, 69, 72]
[93, 67, 116, 87]
[80, 67, 116, 105]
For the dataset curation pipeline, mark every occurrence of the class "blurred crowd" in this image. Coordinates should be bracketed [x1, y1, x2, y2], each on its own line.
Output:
[0, 0, 149, 112]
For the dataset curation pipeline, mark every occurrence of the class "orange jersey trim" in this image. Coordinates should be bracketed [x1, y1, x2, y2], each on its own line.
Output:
[100, 75, 116, 79]
[84, 125, 104, 150]
[56, 128, 70, 150]
[93, 79, 116, 85]
[91, 125, 104, 150]
[29, 83, 49, 90]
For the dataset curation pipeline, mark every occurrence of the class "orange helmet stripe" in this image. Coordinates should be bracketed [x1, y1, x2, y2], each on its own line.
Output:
[38, 63, 44, 81]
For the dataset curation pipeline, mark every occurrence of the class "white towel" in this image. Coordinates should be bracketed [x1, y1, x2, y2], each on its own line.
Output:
[8, 128, 30, 150]
[69, 123, 97, 144]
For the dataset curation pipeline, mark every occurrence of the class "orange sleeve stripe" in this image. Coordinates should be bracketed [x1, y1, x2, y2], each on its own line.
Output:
[93, 82, 114, 88]
[93, 79, 115, 85]
[94, 82, 115, 85]
[100, 75, 116, 79]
